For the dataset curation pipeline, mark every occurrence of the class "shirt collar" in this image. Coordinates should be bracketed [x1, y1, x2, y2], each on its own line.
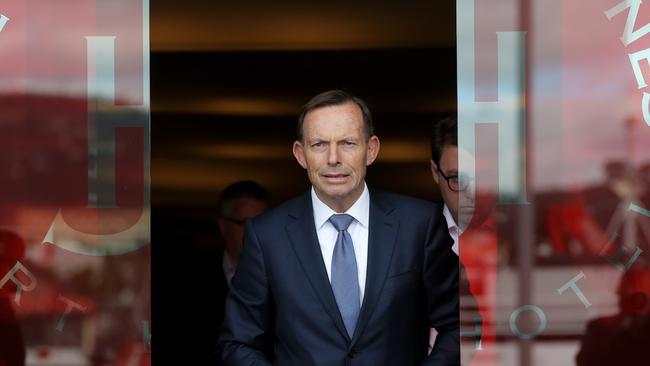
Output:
[222, 251, 236, 285]
[443, 204, 461, 235]
[311, 183, 370, 229]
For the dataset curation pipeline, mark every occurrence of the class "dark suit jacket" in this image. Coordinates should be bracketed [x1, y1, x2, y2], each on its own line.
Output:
[0, 296, 25, 366]
[576, 314, 650, 366]
[194, 248, 229, 365]
[217, 189, 459, 365]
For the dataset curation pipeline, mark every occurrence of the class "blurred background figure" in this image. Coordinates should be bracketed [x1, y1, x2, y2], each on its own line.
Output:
[543, 159, 650, 260]
[217, 181, 271, 286]
[584, 160, 648, 251]
[0, 230, 27, 366]
[576, 265, 650, 366]
[189, 180, 270, 365]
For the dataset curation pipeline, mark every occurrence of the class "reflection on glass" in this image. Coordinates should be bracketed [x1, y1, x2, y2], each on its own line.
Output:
[0, 0, 150, 365]
[457, 0, 650, 365]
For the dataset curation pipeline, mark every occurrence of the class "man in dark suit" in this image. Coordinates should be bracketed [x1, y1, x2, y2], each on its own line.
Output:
[193, 181, 270, 365]
[217, 181, 272, 289]
[217, 90, 459, 365]
[429, 116, 488, 364]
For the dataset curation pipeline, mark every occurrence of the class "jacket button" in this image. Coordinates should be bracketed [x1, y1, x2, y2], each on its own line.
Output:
[348, 348, 358, 358]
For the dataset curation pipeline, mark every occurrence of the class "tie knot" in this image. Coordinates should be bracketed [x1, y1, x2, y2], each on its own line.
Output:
[329, 214, 354, 231]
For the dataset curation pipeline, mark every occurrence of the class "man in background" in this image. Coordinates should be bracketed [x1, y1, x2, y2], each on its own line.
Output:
[217, 181, 271, 286]
[197, 181, 270, 365]
[429, 116, 475, 255]
[429, 116, 497, 365]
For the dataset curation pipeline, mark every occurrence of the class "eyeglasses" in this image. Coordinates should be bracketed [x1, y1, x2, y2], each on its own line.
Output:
[437, 169, 474, 192]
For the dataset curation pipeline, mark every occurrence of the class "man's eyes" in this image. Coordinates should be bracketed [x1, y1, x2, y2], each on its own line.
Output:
[310, 141, 356, 147]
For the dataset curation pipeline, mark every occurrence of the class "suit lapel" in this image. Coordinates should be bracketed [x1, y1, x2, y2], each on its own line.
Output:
[285, 192, 350, 341]
[351, 190, 399, 345]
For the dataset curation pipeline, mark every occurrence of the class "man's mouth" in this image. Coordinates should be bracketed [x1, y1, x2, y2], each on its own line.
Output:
[322, 173, 349, 183]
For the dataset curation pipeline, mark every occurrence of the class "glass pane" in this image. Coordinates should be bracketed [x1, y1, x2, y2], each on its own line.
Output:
[0, 1, 151, 365]
[458, 0, 650, 365]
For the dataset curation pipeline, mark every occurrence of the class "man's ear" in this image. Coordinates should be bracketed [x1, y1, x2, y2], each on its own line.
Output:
[430, 160, 440, 184]
[366, 135, 380, 166]
[293, 141, 307, 169]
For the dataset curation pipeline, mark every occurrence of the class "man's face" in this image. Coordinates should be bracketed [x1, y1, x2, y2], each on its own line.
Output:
[431, 145, 475, 230]
[218, 197, 269, 261]
[293, 102, 380, 212]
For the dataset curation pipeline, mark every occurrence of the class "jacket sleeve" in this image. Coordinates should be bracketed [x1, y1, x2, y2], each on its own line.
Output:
[216, 219, 274, 366]
[421, 208, 460, 366]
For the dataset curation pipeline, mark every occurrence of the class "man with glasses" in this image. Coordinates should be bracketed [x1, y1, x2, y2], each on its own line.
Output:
[196, 181, 272, 365]
[430, 116, 501, 365]
[217, 181, 271, 286]
[430, 116, 475, 255]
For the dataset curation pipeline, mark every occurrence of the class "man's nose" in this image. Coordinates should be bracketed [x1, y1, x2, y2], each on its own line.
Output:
[327, 144, 339, 165]
[463, 183, 476, 200]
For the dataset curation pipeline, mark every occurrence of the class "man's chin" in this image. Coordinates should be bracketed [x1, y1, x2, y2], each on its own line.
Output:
[321, 189, 353, 201]
[315, 185, 362, 206]
[458, 209, 474, 226]
[460, 207, 475, 215]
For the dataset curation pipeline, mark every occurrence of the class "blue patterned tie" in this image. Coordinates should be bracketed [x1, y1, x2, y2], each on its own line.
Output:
[329, 213, 360, 337]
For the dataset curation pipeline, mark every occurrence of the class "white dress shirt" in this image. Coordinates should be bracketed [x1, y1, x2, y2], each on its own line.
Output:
[443, 204, 461, 256]
[311, 183, 369, 303]
[222, 252, 236, 287]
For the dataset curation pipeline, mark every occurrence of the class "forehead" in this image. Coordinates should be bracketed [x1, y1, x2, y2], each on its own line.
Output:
[439, 145, 459, 168]
[440, 145, 476, 174]
[229, 197, 268, 216]
[440, 145, 474, 169]
[302, 102, 364, 139]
